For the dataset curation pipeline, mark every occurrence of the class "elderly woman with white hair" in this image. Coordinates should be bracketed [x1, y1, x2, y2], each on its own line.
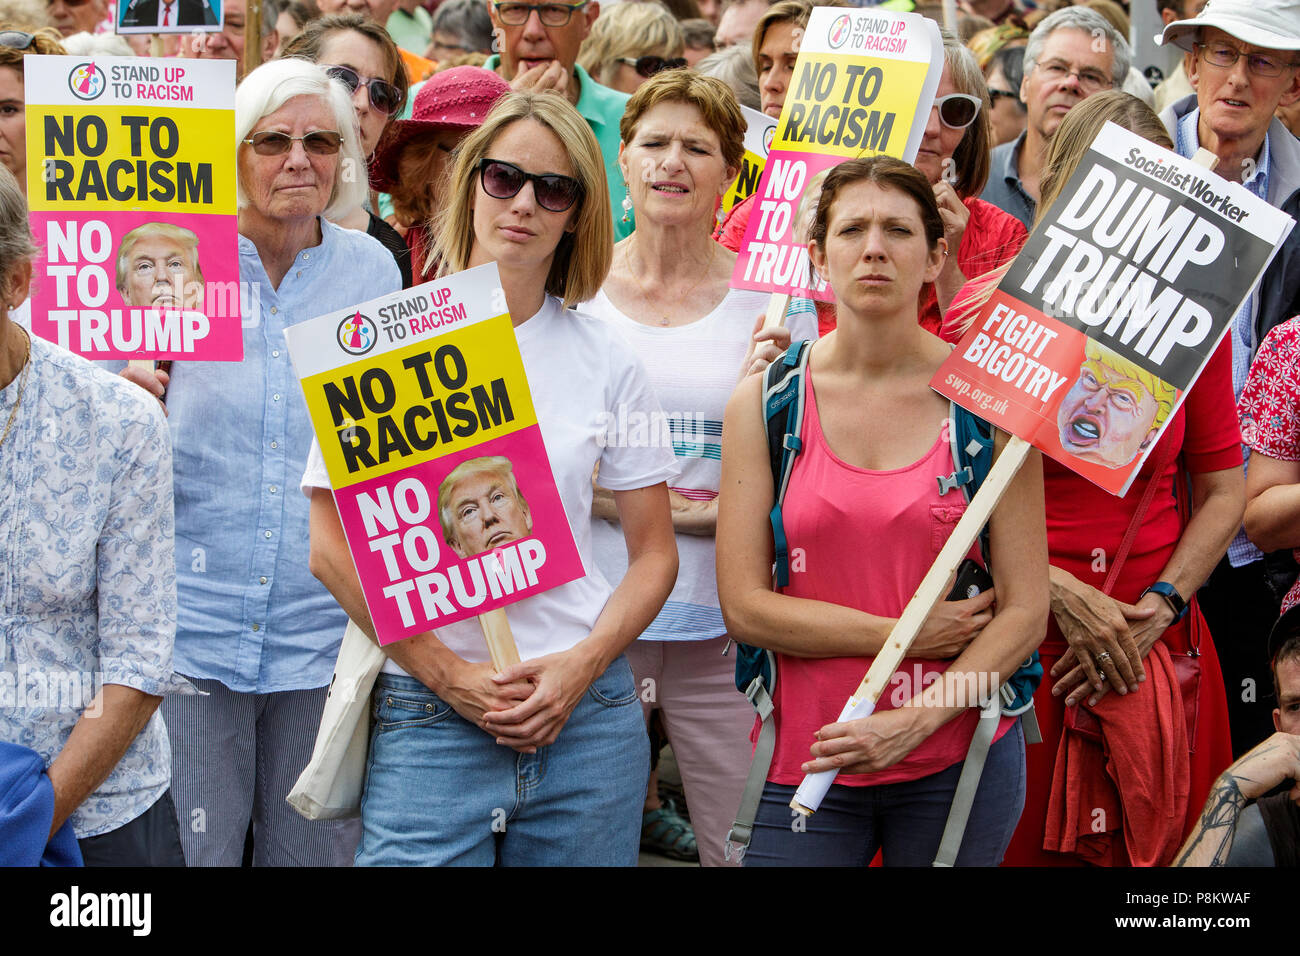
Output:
[126, 57, 402, 867]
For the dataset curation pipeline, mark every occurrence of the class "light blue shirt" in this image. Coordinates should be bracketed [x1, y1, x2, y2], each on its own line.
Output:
[167, 218, 402, 693]
[2, 336, 192, 837]
[1176, 108, 1271, 568]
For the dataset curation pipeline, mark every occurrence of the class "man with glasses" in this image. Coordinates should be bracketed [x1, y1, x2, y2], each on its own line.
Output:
[484, 0, 635, 239]
[1157, 0, 1300, 760]
[46, 0, 108, 37]
[980, 7, 1130, 229]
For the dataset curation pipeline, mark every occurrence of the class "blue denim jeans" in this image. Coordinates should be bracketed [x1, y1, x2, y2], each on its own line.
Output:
[355, 655, 649, 866]
[744, 719, 1026, 866]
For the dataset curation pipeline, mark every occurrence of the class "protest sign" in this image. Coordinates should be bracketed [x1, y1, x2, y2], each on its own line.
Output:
[786, 129, 1294, 820]
[284, 263, 585, 651]
[721, 106, 778, 217]
[731, 7, 942, 301]
[117, 0, 222, 34]
[25, 56, 240, 361]
[931, 122, 1294, 496]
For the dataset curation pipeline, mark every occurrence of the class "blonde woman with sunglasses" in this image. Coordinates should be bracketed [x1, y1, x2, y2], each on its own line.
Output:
[307, 91, 679, 866]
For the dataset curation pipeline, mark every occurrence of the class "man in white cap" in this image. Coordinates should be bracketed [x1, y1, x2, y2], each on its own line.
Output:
[1158, 0, 1300, 760]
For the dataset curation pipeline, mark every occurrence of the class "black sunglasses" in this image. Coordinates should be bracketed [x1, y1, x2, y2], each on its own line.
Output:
[323, 64, 403, 116]
[243, 130, 344, 155]
[478, 159, 583, 212]
[618, 55, 687, 78]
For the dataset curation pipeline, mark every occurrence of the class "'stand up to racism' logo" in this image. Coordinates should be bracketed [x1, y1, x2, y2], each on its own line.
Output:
[827, 14, 852, 50]
[68, 61, 106, 100]
[762, 125, 775, 156]
[337, 311, 378, 356]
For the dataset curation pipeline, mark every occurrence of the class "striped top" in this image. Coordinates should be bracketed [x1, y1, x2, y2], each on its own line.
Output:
[581, 285, 818, 641]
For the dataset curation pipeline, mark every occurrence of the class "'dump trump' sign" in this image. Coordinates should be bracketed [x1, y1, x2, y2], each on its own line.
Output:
[933, 122, 1294, 496]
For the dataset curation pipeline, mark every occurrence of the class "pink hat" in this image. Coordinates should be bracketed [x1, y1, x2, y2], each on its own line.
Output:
[371, 66, 511, 193]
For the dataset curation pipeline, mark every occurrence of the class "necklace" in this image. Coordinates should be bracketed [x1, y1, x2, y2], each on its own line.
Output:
[0, 325, 32, 451]
[624, 237, 717, 326]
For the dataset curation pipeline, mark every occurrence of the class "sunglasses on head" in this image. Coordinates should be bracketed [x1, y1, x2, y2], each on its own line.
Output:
[323, 64, 403, 116]
[934, 93, 982, 130]
[618, 55, 687, 78]
[243, 130, 344, 155]
[0, 30, 35, 49]
[478, 158, 583, 212]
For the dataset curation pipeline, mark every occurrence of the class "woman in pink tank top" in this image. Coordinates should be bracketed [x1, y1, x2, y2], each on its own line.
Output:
[717, 157, 1049, 866]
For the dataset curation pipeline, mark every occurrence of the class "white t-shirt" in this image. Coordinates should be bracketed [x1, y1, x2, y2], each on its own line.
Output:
[301, 295, 679, 672]
[580, 286, 818, 641]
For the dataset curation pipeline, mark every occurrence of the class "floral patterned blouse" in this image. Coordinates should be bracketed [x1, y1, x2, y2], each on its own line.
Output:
[1, 333, 193, 838]
[1239, 316, 1300, 613]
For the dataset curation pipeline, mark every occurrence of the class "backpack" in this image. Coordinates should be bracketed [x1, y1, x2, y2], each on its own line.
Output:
[724, 339, 1042, 864]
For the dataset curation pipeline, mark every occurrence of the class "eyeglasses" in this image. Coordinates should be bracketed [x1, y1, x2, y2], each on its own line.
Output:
[323, 64, 404, 116]
[0, 31, 35, 49]
[243, 130, 344, 155]
[933, 93, 982, 129]
[478, 158, 583, 212]
[988, 88, 1020, 104]
[1034, 60, 1113, 92]
[618, 55, 688, 78]
[493, 2, 587, 27]
[1195, 41, 1299, 79]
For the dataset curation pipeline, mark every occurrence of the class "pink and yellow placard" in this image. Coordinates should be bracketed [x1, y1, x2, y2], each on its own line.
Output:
[285, 263, 584, 645]
[25, 56, 241, 360]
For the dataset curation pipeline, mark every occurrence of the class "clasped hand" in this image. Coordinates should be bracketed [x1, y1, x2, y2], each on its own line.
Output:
[1049, 572, 1172, 707]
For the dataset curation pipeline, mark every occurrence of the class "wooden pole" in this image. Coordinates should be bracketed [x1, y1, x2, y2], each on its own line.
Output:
[244, 0, 263, 76]
[761, 291, 791, 331]
[790, 435, 1033, 815]
[942, 0, 958, 33]
[478, 607, 521, 670]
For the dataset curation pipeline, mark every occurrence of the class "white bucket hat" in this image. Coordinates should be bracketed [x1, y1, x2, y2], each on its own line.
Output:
[1157, 0, 1300, 53]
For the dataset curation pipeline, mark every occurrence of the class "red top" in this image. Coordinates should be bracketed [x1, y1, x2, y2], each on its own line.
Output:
[920, 198, 1026, 337]
[767, 368, 1012, 787]
[718, 195, 1025, 339]
[1037, 337, 1240, 647]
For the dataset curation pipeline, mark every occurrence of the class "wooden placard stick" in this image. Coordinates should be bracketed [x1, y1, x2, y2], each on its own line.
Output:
[942, 0, 958, 33]
[790, 434, 1032, 815]
[244, 0, 264, 75]
[478, 607, 521, 670]
[761, 291, 792, 331]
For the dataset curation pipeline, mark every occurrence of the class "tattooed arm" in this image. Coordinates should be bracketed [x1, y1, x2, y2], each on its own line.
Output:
[1175, 733, 1300, 866]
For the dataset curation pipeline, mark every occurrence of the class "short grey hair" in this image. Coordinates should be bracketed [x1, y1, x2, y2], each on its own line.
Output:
[1023, 6, 1131, 88]
[234, 58, 367, 220]
[430, 0, 495, 54]
[694, 44, 760, 110]
[0, 167, 37, 280]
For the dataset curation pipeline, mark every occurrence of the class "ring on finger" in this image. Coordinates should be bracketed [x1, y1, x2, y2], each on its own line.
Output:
[1096, 651, 1112, 664]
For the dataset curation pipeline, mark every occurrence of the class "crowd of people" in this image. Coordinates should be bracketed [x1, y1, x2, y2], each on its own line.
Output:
[1, 0, 1299, 869]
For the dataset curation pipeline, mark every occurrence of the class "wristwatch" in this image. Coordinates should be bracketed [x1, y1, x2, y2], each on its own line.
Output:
[1143, 581, 1188, 622]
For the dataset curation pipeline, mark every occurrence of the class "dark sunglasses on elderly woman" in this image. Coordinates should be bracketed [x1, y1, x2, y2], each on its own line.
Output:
[934, 93, 982, 130]
[323, 64, 404, 116]
[618, 55, 687, 78]
[243, 130, 344, 155]
[478, 159, 583, 212]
